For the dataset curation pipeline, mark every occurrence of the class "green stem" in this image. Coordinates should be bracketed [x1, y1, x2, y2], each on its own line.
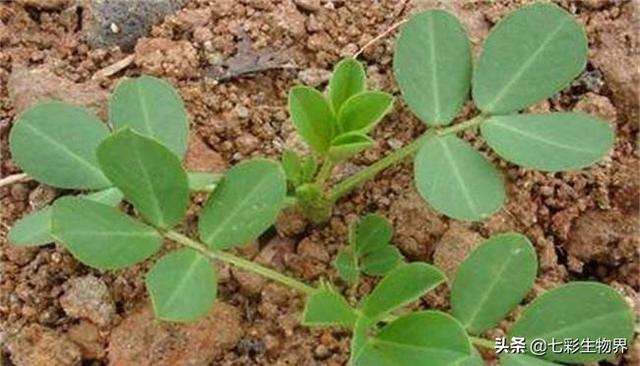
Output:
[470, 336, 495, 350]
[165, 230, 315, 294]
[315, 158, 335, 186]
[328, 114, 487, 202]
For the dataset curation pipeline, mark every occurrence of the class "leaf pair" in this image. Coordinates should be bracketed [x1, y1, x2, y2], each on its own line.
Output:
[8, 75, 189, 245]
[450, 233, 634, 364]
[334, 214, 402, 285]
[395, 4, 614, 221]
[288, 58, 394, 161]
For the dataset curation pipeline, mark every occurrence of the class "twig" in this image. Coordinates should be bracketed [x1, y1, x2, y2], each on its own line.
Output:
[0, 173, 31, 188]
[353, 19, 408, 58]
[92, 54, 135, 80]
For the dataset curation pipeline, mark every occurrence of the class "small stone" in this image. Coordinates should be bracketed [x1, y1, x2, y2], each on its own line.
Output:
[108, 302, 243, 366]
[314, 344, 331, 359]
[7, 324, 82, 366]
[432, 222, 483, 279]
[184, 132, 227, 172]
[293, 0, 321, 12]
[60, 275, 115, 327]
[236, 133, 259, 154]
[298, 68, 331, 87]
[233, 104, 250, 119]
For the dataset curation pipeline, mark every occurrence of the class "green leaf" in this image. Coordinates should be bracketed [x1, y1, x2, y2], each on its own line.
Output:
[328, 132, 374, 161]
[361, 246, 402, 277]
[97, 129, 189, 229]
[281, 150, 303, 186]
[337, 91, 394, 133]
[288, 86, 335, 154]
[199, 159, 286, 250]
[501, 354, 562, 366]
[187, 172, 221, 191]
[473, 3, 587, 114]
[146, 248, 217, 322]
[414, 135, 505, 221]
[451, 233, 537, 334]
[352, 311, 472, 366]
[8, 188, 124, 247]
[394, 10, 472, 126]
[360, 262, 445, 321]
[509, 282, 635, 363]
[329, 58, 366, 113]
[9, 102, 110, 189]
[335, 248, 360, 285]
[301, 155, 318, 183]
[481, 113, 614, 172]
[110, 75, 189, 158]
[302, 283, 357, 327]
[51, 197, 162, 270]
[353, 214, 393, 253]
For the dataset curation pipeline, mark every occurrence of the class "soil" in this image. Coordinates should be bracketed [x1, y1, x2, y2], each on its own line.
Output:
[0, 0, 638, 365]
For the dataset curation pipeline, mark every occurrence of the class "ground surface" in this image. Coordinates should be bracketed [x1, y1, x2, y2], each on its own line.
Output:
[0, 0, 638, 365]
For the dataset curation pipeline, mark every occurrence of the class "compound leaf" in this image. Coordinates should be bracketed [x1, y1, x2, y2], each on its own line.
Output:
[288, 86, 335, 154]
[329, 58, 366, 113]
[110, 75, 189, 158]
[199, 159, 286, 250]
[451, 233, 537, 334]
[414, 135, 505, 221]
[501, 354, 562, 366]
[328, 132, 374, 161]
[360, 263, 445, 322]
[51, 197, 162, 270]
[352, 311, 472, 366]
[9, 102, 110, 189]
[394, 10, 472, 126]
[302, 284, 357, 328]
[98, 129, 189, 229]
[481, 113, 614, 172]
[146, 248, 217, 322]
[509, 282, 635, 363]
[8, 188, 123, 247]
[473, 3, 587, 114]
[337, 91, 394, 133]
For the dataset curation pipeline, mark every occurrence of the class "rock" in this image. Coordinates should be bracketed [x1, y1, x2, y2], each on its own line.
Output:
[59, 275, 115, 327]
[298, 68, 331, 87]
[134, 37, 199, 79]
[432, 222, 483, 279]
[66, 321, 105, 360]
[8, 65, 108, 118]
[16, 0, 69, 10]
[108, 302, 243, 366]
[7, 324, 82, 366]
[184, 132, 227, 172]
[84, 0, 182, 51]
[293, 0, 321, 12]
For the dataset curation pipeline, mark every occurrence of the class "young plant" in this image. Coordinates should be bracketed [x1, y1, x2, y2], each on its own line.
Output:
[334, 214, 402, 285]
[286, 3, 614, 222]
[286, 58, 394, 221]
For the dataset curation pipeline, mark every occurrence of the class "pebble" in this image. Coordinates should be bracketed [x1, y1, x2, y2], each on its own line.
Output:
[59, 275, 115, 327]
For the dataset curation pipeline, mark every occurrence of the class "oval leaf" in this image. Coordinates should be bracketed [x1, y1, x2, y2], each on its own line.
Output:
[481, 113, 614, 172]
[509, 282, 635, 363]
[360, 262, 445, 321]
[97, 129, 189, 229]
[337, 91, 394, 133]
[353, 311, 472, 366]
[415, 135, 505, 221]
[199, 159, 286, 250]
[394, 10, 472, 126]
[354, 214, 393, 253]
[110, 75, 189, 158]
[146, 248, 217, 322]
[51, 197, 162, 270]
[451, 233, 537, 334]
[335, 247, 360, 285]
[8, 188, 124, 247]
[288, 86, 335, 153]
[329, 58, 366, 113]
[328, 132, 374, 161]
[302, 284, 357, 328]
[473, 3, 587, 114]
[9, 102, 110, 189]
[361, 246, 402, 277]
